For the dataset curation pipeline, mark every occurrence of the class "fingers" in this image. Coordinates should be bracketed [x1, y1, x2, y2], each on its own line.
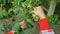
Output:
[20, 20, 26, 29]
[32, 6, 46, 19]
[32, 6, 44, 14]
[35, 6, 43, 10]
[32, 10, 36, 14]
[20, 20, 25, 25]
[34, 6, 43, 11]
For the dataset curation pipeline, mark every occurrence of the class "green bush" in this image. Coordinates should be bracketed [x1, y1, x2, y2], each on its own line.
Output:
[47, 14, 60, 26]
[0, 0, 41, 34]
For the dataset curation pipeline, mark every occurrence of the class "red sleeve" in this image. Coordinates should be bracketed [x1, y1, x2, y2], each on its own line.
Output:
[38, 18, 51, 31]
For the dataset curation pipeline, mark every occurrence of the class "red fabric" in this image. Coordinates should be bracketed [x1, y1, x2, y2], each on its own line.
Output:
[38, 18, 51, 31]
[8, 31, 13, 34]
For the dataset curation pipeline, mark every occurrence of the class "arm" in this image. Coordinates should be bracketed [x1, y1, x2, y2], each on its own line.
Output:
[34, 6, 50, 30]
[33, 6, 55, 34]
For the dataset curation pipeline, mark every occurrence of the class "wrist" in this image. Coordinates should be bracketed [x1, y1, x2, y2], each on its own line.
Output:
[38, 14, 46, 19]
[39, 16, 46, 20]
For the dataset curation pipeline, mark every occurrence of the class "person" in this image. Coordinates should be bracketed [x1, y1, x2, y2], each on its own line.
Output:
[32, 6, 55, 34]
[8, 6, 55, 34]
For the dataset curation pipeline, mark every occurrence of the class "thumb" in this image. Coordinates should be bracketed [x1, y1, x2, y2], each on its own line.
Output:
[31, 10, 36, 14]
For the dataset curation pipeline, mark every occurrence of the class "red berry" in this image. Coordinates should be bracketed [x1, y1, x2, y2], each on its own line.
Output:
[8, 31, 13, 34]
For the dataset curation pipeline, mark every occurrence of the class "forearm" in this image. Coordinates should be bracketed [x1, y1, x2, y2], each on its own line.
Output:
[33, 6, 55, 34]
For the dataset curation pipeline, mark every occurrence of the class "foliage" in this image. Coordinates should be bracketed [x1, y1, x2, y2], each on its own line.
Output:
[0, 22, 5, 30]
[0, 7, 7, 19]
[47, 14, 60, 25]
[0, 0, 41, 34]
[0, 0, 60, 34]
[48, 14, 60, 27]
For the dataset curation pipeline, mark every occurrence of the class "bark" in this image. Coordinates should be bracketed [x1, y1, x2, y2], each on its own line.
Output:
[47, 0, 57, 16]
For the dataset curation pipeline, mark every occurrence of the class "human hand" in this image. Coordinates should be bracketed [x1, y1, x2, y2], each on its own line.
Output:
[32, 6, 46, 19]
[20, 20, 26, 30]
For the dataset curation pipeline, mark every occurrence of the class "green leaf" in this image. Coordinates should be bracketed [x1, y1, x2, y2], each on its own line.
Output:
[3, 0, 6, 5]
[20, 29, 29, 34]
[0, 23, 4, 30]
[8, 8, 13, 14]
[0, 11, 6, 18]
[12, 22, 20, 31]
[26, 19, 33, 28]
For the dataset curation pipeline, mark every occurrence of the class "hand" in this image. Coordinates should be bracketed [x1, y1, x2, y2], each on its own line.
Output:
[32, 6, 46, 19]
[20, 20, 26, 30]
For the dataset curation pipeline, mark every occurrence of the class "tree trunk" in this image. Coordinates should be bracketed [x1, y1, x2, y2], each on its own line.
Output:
[47, 0, 57, 16]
